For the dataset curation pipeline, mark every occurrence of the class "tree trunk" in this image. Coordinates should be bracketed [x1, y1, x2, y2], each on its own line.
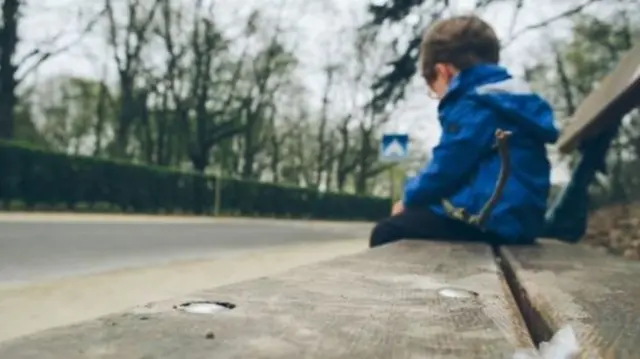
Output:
[241, 110, 258, 179]
[270, 136, 280, 183]
[553, 47, 576, 117]
[241, 141, 256, 179]
[354, 125, 373, 195]
[336, 121, 353, 192]
[0, 0, 20, 139]
[191, 150, 209, 173]
[93, 82, 108, 156]
[139, 92, 153, 163]
[323, 133, 335, 191]
[113, 76, 136, 157]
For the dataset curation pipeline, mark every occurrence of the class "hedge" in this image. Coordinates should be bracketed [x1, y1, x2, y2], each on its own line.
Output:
[0, 141, 389, 221]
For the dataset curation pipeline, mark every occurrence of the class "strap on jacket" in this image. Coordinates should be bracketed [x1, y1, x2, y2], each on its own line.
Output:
[441, 129, 512, 229]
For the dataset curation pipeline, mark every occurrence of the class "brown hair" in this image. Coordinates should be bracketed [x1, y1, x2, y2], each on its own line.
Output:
[419, 15, 500, 82]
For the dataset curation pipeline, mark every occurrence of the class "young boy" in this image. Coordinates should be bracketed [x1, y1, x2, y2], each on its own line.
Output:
[370, 15, 559, 247]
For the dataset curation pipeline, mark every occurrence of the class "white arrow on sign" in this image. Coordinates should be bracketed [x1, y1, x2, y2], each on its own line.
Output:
[383, 140, 406, 157]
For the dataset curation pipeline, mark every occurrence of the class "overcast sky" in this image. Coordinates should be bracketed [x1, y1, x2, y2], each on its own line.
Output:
[18, 0, 613, 183]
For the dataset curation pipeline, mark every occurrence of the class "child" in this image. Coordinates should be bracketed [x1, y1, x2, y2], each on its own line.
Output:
[370, 15, 559, 247]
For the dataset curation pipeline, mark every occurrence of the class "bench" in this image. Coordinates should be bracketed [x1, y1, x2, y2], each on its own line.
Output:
[0, 241, 534, 358]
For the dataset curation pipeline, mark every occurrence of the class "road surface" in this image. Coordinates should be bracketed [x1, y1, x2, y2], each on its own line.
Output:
[0, 214, 372, 284]
[0, 213, 373, 343]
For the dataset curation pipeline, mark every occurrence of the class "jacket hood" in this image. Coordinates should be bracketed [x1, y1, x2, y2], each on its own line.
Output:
[443, 64, 559, 144]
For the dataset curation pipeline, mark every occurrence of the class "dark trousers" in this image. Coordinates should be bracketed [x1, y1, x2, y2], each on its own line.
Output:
[369, 207, 507, 248]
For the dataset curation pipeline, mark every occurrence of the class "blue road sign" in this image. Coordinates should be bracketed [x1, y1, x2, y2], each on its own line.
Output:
[380, 133, 409, 162]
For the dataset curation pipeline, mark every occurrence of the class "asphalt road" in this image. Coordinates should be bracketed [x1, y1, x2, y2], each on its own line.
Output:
[0, 216, 372, 284]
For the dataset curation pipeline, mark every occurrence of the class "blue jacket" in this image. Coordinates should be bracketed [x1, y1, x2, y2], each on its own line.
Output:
[402, 64, 559, 243]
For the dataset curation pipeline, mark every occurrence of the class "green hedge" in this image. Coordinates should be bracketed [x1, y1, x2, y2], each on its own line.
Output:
[0, 141, 388, 221]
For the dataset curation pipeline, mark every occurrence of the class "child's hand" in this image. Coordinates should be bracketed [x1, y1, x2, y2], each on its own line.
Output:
[391, 201, 404, 216]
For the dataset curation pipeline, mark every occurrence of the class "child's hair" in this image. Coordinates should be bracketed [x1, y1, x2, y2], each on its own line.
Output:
[419, 15, 500, 83]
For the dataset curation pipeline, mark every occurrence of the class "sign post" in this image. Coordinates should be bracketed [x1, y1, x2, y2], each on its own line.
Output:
[379, 133, 409, 207]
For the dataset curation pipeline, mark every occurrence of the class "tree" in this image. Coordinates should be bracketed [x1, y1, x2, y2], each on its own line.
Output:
[0, 0, 102, 139]
[142, 0, 188, 166]
[35, 76, 112, 154]
[0, 0, 19, 139]
[237, 30, 298, 180]
[183, 7, 238, 173]
[104, 0, 162, 158]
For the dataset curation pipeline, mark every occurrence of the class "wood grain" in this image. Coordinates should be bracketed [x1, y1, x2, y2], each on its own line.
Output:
[0, 240, 533, 359]
[501, 240, 640, 358]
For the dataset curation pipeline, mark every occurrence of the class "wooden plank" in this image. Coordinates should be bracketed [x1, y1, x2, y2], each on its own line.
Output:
[0, 241, 533, 359]
[500, 240, 640, 358]
[556, 43, 640, 153]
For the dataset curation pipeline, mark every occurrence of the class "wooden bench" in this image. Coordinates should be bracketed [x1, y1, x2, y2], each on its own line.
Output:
[0, 241, 535, 358]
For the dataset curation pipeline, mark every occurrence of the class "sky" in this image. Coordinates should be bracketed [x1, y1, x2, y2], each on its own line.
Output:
[17, 0, 612, 183]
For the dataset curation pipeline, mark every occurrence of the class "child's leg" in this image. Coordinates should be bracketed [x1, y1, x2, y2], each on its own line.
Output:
[369, 207, 495, 248]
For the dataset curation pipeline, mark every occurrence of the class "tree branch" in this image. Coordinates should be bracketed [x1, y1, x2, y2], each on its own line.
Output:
[506, 0, 525, 39]
[208, 119, 246, 146]
[104, 0, 122, 70]
[129, 0, 162, 66]
[503, 0, 602, 48]
[16, 7, 105, 85]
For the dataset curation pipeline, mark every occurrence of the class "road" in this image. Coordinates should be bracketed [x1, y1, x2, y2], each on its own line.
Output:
[0, 214, 372, 284]
[0, 214, 372, 343]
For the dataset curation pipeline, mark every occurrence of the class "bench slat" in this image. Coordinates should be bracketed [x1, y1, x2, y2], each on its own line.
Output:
[501, 240, 640, 358]
[0, 241, 533, 358]
[556, 43, 640, 153]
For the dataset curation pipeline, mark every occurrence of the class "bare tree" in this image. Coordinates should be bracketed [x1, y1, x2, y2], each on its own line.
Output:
[237, 19, 297, 179]
[149, 0, 188, 166]
[0, 0, 101, 139]
[310, 62, 339, 189]
[104, 0, 162, 157]
[336, 27, 395, 194]
[260, 78, 308, 184]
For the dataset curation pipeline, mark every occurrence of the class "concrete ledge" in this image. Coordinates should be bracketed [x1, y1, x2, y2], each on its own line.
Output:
[0, 241, 533, 359]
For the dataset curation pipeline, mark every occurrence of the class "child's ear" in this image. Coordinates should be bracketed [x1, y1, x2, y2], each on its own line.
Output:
[434, 63, 457, 82]
[444, 64, 459, 78]
[434, 63, 448, 78]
